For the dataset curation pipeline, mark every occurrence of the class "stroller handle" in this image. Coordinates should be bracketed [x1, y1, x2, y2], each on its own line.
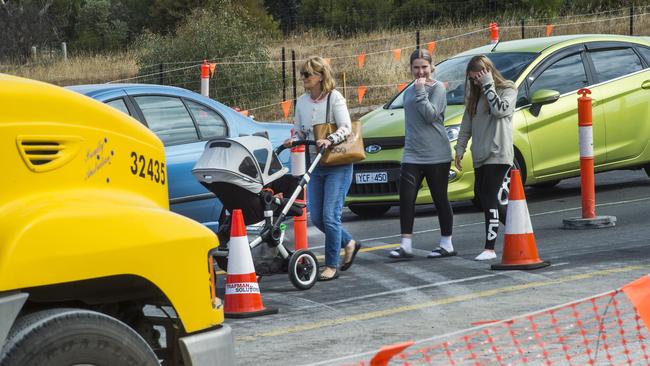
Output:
[274, 140, 320, 155]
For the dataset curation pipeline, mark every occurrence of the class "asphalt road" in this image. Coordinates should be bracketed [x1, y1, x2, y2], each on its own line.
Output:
[218, 168, 650, 366]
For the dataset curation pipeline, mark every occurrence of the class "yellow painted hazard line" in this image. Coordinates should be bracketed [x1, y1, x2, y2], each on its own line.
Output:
[235, 264, 645, 341]
[214, 243, 400, 275]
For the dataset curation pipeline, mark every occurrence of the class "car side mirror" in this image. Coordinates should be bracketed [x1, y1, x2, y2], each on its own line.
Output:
[529, 89, 560, 117]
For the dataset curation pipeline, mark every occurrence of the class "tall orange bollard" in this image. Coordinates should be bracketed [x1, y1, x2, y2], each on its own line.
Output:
[562, 88, 616, 229]
[200, 60, 209, 97]
[290, 131, 308, 250]
[490, 22, 499, 44]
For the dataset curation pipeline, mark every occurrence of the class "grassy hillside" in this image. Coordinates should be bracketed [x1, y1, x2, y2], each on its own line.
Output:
[2, 9, 649, 121]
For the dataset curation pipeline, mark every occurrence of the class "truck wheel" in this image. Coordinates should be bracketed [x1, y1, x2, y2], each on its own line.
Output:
[288, 249, 318, 290]
[644, 164, 650, 178]
[348, 204, 391, 218]
[1, 308, 159, 366]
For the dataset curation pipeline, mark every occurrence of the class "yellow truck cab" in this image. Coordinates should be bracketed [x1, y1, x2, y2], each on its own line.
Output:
[0, 75, 234, 366]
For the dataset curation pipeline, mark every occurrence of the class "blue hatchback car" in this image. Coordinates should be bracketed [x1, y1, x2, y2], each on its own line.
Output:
[69, 84, 292, 232]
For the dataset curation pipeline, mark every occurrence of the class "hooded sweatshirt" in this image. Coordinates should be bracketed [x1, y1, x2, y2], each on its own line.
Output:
[402, 81, 450, 164]
[455, 73, 517, 168]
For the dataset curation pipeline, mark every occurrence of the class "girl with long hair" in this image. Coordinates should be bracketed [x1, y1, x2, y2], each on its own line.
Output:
[454, 55, 517, 261]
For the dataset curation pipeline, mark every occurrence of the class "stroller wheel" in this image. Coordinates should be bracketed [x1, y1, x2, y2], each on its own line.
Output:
[288, 249, 318, 290]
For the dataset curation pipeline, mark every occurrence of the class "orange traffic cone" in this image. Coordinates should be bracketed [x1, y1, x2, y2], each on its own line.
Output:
[491, 169, 550, 270]
[224, 209, 278, 318]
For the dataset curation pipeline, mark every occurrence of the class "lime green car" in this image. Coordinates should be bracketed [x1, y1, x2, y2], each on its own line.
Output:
[347, 34, 650, 217]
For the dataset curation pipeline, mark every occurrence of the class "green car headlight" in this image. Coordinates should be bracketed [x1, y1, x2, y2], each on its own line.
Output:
[446, 124, 460, 141]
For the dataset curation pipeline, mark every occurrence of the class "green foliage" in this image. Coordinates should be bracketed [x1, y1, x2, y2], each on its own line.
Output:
[240, 0, 281, 38]
[0, 0, 72, 61]
[298, 0, 395, 34]
[136, 6, 280, 109]
[520, 0, 564, 17]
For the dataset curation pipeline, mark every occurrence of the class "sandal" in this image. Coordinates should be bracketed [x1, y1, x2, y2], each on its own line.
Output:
[318, 267, 339, 281]
[427, 247, 458, 258]
[340, 240, 361, 271]
[388, 247, 414, 259]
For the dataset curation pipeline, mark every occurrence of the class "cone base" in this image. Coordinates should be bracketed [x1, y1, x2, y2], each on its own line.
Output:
[562, 216, 616, 230]
[225, 306, 278, 319]
[491, 260, 550, 271]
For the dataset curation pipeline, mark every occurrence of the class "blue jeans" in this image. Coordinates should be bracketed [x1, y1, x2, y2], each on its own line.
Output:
[307, 163, 354, 268]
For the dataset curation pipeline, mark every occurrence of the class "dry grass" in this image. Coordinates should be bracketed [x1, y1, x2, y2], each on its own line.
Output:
[0, 51, 139, 86]
[2, 8, 650, 121]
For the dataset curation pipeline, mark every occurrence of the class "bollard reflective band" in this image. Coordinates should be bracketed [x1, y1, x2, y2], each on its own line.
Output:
[579, 126, 593, 158]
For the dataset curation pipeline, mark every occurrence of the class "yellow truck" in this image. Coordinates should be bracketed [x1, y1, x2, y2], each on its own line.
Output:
[0, 75, 234, 365]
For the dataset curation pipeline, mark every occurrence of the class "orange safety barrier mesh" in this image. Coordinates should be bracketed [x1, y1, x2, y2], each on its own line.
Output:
[339, 286, 650, 366]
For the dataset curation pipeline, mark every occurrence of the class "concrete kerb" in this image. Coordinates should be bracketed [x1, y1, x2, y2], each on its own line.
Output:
[562, 215, 617, 229]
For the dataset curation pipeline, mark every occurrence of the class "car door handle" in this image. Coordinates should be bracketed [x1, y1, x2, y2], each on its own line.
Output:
[642, 80, 650, 90]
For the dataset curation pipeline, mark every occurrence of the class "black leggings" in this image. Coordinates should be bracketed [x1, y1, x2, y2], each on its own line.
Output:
[399, 162, 453, 236]
[474, 164, 511, 250]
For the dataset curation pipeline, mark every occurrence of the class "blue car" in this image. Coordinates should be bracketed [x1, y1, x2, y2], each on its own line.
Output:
[69, 84, 293, 232]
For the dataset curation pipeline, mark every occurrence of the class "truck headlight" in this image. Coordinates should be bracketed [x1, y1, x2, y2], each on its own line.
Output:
[446, 125, 460, 141]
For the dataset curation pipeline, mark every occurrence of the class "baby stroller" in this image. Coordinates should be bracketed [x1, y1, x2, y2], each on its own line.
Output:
[192, 136, 322, 290]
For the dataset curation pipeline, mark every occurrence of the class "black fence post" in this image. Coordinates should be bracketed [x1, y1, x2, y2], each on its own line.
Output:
[521, 19, 525, 39]
[630, 5, 634, 36]
[292, 50, 297, 107]
[416, 30, 420, 50]
[282, 47, 286, 101]
[159, 63, 163, 85]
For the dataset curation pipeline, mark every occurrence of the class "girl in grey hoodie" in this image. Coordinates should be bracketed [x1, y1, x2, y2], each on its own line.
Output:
[389, 48, 455, 259]
[454, 55, 517, 261]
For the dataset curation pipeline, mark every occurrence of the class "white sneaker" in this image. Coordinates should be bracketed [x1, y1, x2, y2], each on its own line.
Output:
[474, 250, 497, 261]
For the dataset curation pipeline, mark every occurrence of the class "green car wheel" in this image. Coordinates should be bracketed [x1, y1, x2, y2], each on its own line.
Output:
[531, 180, 560, 189]
[349, 204, 391, 218]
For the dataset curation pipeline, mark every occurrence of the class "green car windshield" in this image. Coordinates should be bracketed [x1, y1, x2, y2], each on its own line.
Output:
[388, 52, 537, 108]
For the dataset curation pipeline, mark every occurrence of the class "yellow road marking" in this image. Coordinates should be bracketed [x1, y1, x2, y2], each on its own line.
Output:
[235, 264, 645, 341]
[215, 243, 400, 275]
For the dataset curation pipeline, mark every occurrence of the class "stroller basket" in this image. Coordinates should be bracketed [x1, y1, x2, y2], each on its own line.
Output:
[203, 176, 301, 225]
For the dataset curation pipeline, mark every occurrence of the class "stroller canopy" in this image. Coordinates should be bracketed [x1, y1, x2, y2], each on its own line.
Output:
[192, 136, 289, 194]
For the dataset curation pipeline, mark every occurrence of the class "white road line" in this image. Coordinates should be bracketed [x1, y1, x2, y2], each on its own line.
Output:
[295, 262, 571, 310]
[299, 264, 642, 366]
[346, 196, 650, 244]
[295, 274, 498, 309]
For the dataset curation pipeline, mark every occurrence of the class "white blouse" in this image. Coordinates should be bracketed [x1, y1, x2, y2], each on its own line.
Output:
[292, 89, 351, 145]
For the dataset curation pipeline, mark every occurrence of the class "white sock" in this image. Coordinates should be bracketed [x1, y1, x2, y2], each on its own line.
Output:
[401, 237, 412, 253]
[440, 236, 453, 252]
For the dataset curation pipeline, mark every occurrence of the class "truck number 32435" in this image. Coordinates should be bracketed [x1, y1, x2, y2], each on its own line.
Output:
[130, 152, 166, 185]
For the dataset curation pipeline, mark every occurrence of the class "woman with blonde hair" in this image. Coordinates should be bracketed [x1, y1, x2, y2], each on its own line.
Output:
[454, 55, 517, 261]
[283, 56, 359, 281]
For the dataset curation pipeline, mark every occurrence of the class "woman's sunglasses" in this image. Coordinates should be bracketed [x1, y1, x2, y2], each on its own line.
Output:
[301, 71, 318, 78]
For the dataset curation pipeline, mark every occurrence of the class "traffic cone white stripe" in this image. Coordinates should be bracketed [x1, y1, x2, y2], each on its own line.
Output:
[226, 235, 255, 275]
[505, 200, 533, 234]
[492, 169, 549, 270]
[224, 209, 277, 317]
[225, 282, 260, 295]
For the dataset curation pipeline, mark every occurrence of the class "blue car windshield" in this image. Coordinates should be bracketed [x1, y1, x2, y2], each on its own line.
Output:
[388, 52, 536, 108]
